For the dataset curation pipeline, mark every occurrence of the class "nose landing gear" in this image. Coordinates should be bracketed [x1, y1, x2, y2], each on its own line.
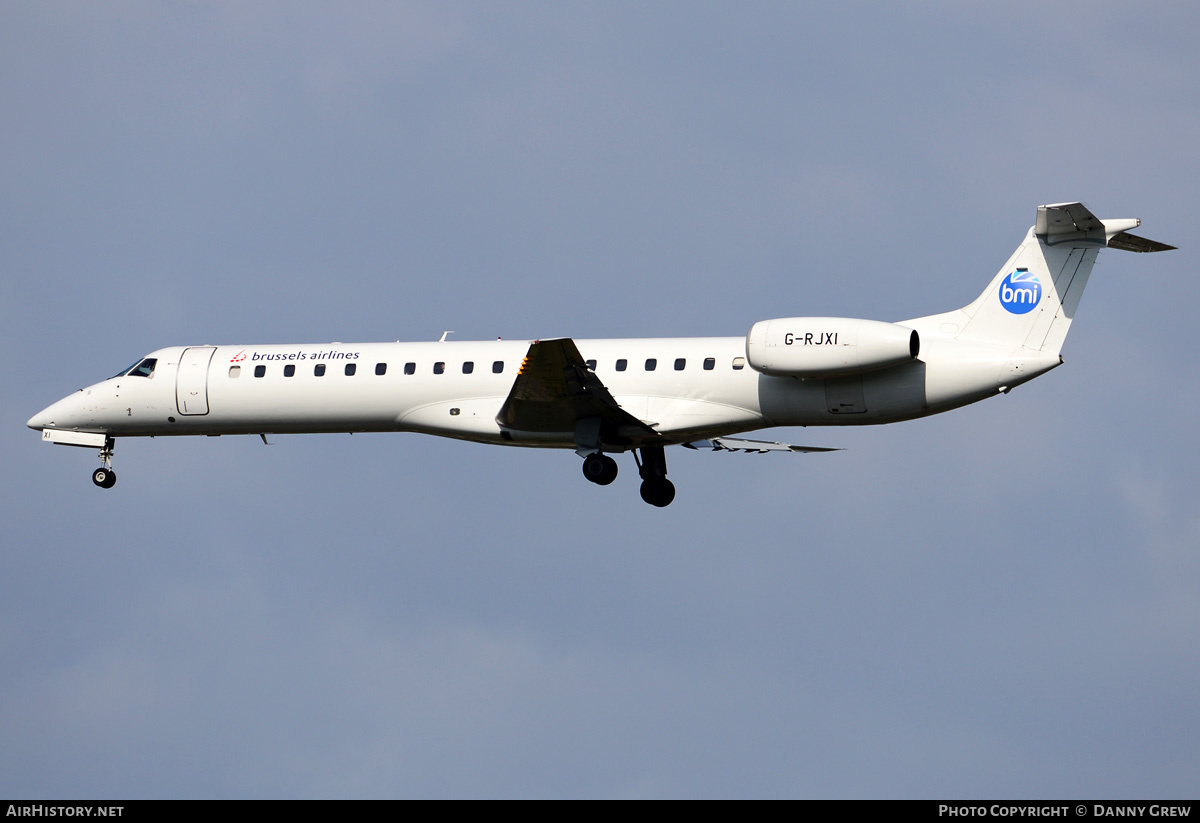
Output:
[91, 438, 116, 488]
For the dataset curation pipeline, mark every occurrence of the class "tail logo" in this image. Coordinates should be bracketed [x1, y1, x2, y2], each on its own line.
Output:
[999, 269, 1042, 315]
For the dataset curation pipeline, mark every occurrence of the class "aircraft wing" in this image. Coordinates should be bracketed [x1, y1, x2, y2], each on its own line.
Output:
[496, 338, 659, 443]
[683, 437, 840, 454]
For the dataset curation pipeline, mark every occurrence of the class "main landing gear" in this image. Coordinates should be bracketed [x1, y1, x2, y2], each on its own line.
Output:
[91, 438, 116, 489]
[581, 446, 675, 507]
[634, 445, 675, 507]
[581, 452, 619, 485]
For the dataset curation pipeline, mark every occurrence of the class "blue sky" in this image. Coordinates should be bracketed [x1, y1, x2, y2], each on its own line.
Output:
[3, 1, 1197, 798]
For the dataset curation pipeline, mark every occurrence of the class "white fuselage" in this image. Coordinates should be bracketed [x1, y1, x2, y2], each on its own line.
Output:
[26, 330, 1052, 450]
[26, 204, 1169, 504]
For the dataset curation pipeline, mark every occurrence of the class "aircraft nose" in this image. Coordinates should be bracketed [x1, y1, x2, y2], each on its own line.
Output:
[27, 406, 53, 430]
[27, 394, 80, 430]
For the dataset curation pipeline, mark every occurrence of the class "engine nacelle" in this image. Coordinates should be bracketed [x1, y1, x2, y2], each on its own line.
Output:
[746, 317, 920, 378]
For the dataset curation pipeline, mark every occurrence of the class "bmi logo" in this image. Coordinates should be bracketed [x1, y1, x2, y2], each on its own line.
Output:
[999, 269, 1042, 315]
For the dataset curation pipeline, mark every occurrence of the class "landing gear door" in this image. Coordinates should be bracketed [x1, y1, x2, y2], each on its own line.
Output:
[176, 347, 216, 415]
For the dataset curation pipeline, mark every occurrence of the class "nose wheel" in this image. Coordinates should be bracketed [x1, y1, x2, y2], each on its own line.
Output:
[91, 437, 117, 489]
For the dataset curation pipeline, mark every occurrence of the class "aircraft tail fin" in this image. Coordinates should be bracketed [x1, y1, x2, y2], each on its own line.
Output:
[951, 203, 1173, 355]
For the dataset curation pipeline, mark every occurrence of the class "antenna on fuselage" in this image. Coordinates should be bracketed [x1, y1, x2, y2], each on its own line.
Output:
[438, 331, 454, 342]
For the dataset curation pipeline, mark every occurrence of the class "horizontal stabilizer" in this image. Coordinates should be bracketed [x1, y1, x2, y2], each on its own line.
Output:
[1035, 202, 1106, 243]
[1107, 231, 1176, 253]
[1035, 202, 1175, 252]
[683, 437, 840, 454]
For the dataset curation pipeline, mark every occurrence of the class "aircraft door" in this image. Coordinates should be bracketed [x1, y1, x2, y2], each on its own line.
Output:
[176, 346, 216, 415]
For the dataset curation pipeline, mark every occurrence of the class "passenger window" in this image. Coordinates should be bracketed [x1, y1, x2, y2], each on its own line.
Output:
[284, 364, 295, 377]
[585, 359, 596, 371]
[229, 366, 241, 378]
[375, 363, 387, 376]
[254, 365, 266, 378]
[463, 361, 474, 374]
[314, 364, 326, 377]
[616, 359, 627, 372]
[674, 358, 686, 371]
[645, 358, 657, 371]
[404, 362, 416, 375]
[732, 357, 745, 370]
[492, 361, 504, 374]
[703, 357, 715, 371]
[345, 363, 357, 376]
[434, 362, 445, 374]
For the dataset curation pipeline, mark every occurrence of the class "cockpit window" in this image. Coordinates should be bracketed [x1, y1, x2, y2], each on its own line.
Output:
[130, 358, 157, 377]
[113, 358, 157, 379]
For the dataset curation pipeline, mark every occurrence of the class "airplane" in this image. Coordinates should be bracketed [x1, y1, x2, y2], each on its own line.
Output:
[28, 203, 1173, 507]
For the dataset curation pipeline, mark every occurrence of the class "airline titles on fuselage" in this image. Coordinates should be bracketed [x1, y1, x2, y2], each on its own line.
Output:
[231, 349, 362, 363]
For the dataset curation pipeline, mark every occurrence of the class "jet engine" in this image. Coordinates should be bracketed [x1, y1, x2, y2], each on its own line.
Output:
[746, 317, 920, 378]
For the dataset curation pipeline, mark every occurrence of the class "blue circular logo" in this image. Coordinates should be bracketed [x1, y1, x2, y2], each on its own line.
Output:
[999, 270, 1042, 314]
